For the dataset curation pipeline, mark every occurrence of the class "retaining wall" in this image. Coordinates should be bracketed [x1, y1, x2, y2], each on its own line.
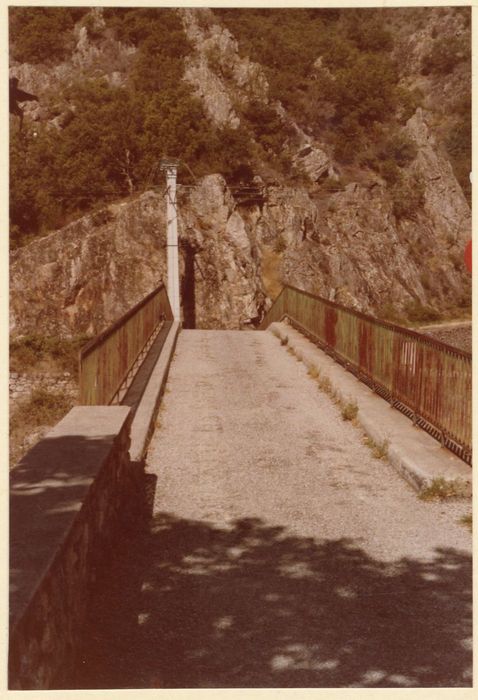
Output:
[9, 371, 78, 409]
[9, 321, 181, 689]
[9, 405, 141, 689]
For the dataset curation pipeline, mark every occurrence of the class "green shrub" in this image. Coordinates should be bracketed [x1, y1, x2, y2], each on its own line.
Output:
[381, 133, 418, 167]
[396, 86, 423, 123]
[10, 334, 91, 377]
[341, 10, 393, 53]
[364, 436, 389, 460]
[380, 160, 402, 185]
[445, 114, 471, 206]
[10, 387, 75, 466]
[242, 101, 286, 155]
[9, 7, 86, 64]
[419, 477, 468, 501]
[10, 74, 221, 240]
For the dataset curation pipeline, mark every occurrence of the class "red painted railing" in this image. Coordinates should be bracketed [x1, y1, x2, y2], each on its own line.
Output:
[261, 286, 471, 464]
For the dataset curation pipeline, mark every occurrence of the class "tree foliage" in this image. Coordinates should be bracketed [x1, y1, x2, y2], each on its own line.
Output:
[9, 7, 86, 64]
[422, 36, 469, 76]
[9, 7, 471, 244]
[215, 8, 413, 167]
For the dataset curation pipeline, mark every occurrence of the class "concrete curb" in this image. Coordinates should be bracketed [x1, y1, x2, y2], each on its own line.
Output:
[269, 322, 471, 496]
[129, 321, 180, 464]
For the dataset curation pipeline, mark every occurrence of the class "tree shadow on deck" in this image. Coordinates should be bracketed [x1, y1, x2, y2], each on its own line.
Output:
[76, 498, 472, 689]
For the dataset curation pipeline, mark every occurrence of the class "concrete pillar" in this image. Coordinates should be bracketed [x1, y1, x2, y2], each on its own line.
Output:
[161, 159, 181, 320]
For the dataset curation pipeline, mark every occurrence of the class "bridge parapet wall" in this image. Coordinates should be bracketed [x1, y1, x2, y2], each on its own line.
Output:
[9, 405, 140, 689]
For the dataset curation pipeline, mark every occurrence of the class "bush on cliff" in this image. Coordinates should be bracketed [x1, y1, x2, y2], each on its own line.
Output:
[9, 7, 86, 64]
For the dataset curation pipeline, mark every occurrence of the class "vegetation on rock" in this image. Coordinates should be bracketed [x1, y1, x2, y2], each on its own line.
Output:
[9, 6, 470, 246]
[9, 7, 86, 64]
[10, 334, 91, 378]
[9, 7, 471, 326]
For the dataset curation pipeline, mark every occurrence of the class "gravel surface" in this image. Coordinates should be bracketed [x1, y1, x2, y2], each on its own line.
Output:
[420, 322, 472, 353]
[76, 330, 472, 689]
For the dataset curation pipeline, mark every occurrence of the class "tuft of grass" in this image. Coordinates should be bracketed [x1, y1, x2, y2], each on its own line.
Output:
[419, 477, 468, 501]
[318, 376, 333, 395]
[460, 513, 472, 531]
[341, 399, 358, 422]
[308, 366, 320, 380]
[364, 436, 389, 460]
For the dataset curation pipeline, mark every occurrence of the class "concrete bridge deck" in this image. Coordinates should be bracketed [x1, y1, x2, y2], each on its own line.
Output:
[76, 329, 472, 688]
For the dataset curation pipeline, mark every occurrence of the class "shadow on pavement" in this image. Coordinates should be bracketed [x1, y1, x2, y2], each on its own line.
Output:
[74, 505, 472, 689]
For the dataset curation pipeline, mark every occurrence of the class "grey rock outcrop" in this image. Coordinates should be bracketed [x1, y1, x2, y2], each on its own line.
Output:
[255, 109, 470, 315]
[179, 8, 334, 184]
[405, 108, 470, 243]
[9, 8, 470, 336]
[10, 175, 267, 336]
[293, 143, 331, 182]
[10, 157, 470, 338]
[180, 7, 268, 129]
[10, 194, 166, 337]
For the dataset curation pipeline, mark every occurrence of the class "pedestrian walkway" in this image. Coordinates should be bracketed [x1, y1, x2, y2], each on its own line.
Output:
[76, 329, 472, 689]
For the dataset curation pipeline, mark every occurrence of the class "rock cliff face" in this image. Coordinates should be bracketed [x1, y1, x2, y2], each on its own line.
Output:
[10, 195, 165, 336]
[10, 177, 267, 335]
[275, 108, 470, 313]
[9, 7, 471, 336]
[10, 121, 470, 336]
[180, 7, 268, 129]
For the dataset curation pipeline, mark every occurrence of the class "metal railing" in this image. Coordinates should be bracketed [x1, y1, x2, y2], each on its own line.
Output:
[79, 284, 173, 405]
[261, 286, 472, 464]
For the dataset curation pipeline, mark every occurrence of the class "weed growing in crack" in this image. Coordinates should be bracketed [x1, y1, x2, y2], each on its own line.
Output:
[341, 399, 358, 422]
[307, 366, 320, 380]
[419, 477, 469, 501]
[318, 376, 333, 395]
[364, 436, 389, 460]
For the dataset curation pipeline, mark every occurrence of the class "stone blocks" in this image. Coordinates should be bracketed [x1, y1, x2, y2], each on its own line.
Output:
[9, 405, 140, 689]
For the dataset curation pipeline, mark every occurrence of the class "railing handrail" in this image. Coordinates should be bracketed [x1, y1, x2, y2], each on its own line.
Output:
[262, 285, 471, 360]
[261, 285, 471, 463]
[79, 283, 173, 405]
[80, 283, 170, 361]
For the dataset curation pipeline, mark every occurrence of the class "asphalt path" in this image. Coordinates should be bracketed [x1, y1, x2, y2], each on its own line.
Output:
[76, 329, 472, 689]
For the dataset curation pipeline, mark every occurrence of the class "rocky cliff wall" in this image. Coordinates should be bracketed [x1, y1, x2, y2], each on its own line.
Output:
[266, 109, 470, 314]
[9, 7, 470, 336]
[10, 176, 267, 336]
[10, 123, 470, 337]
